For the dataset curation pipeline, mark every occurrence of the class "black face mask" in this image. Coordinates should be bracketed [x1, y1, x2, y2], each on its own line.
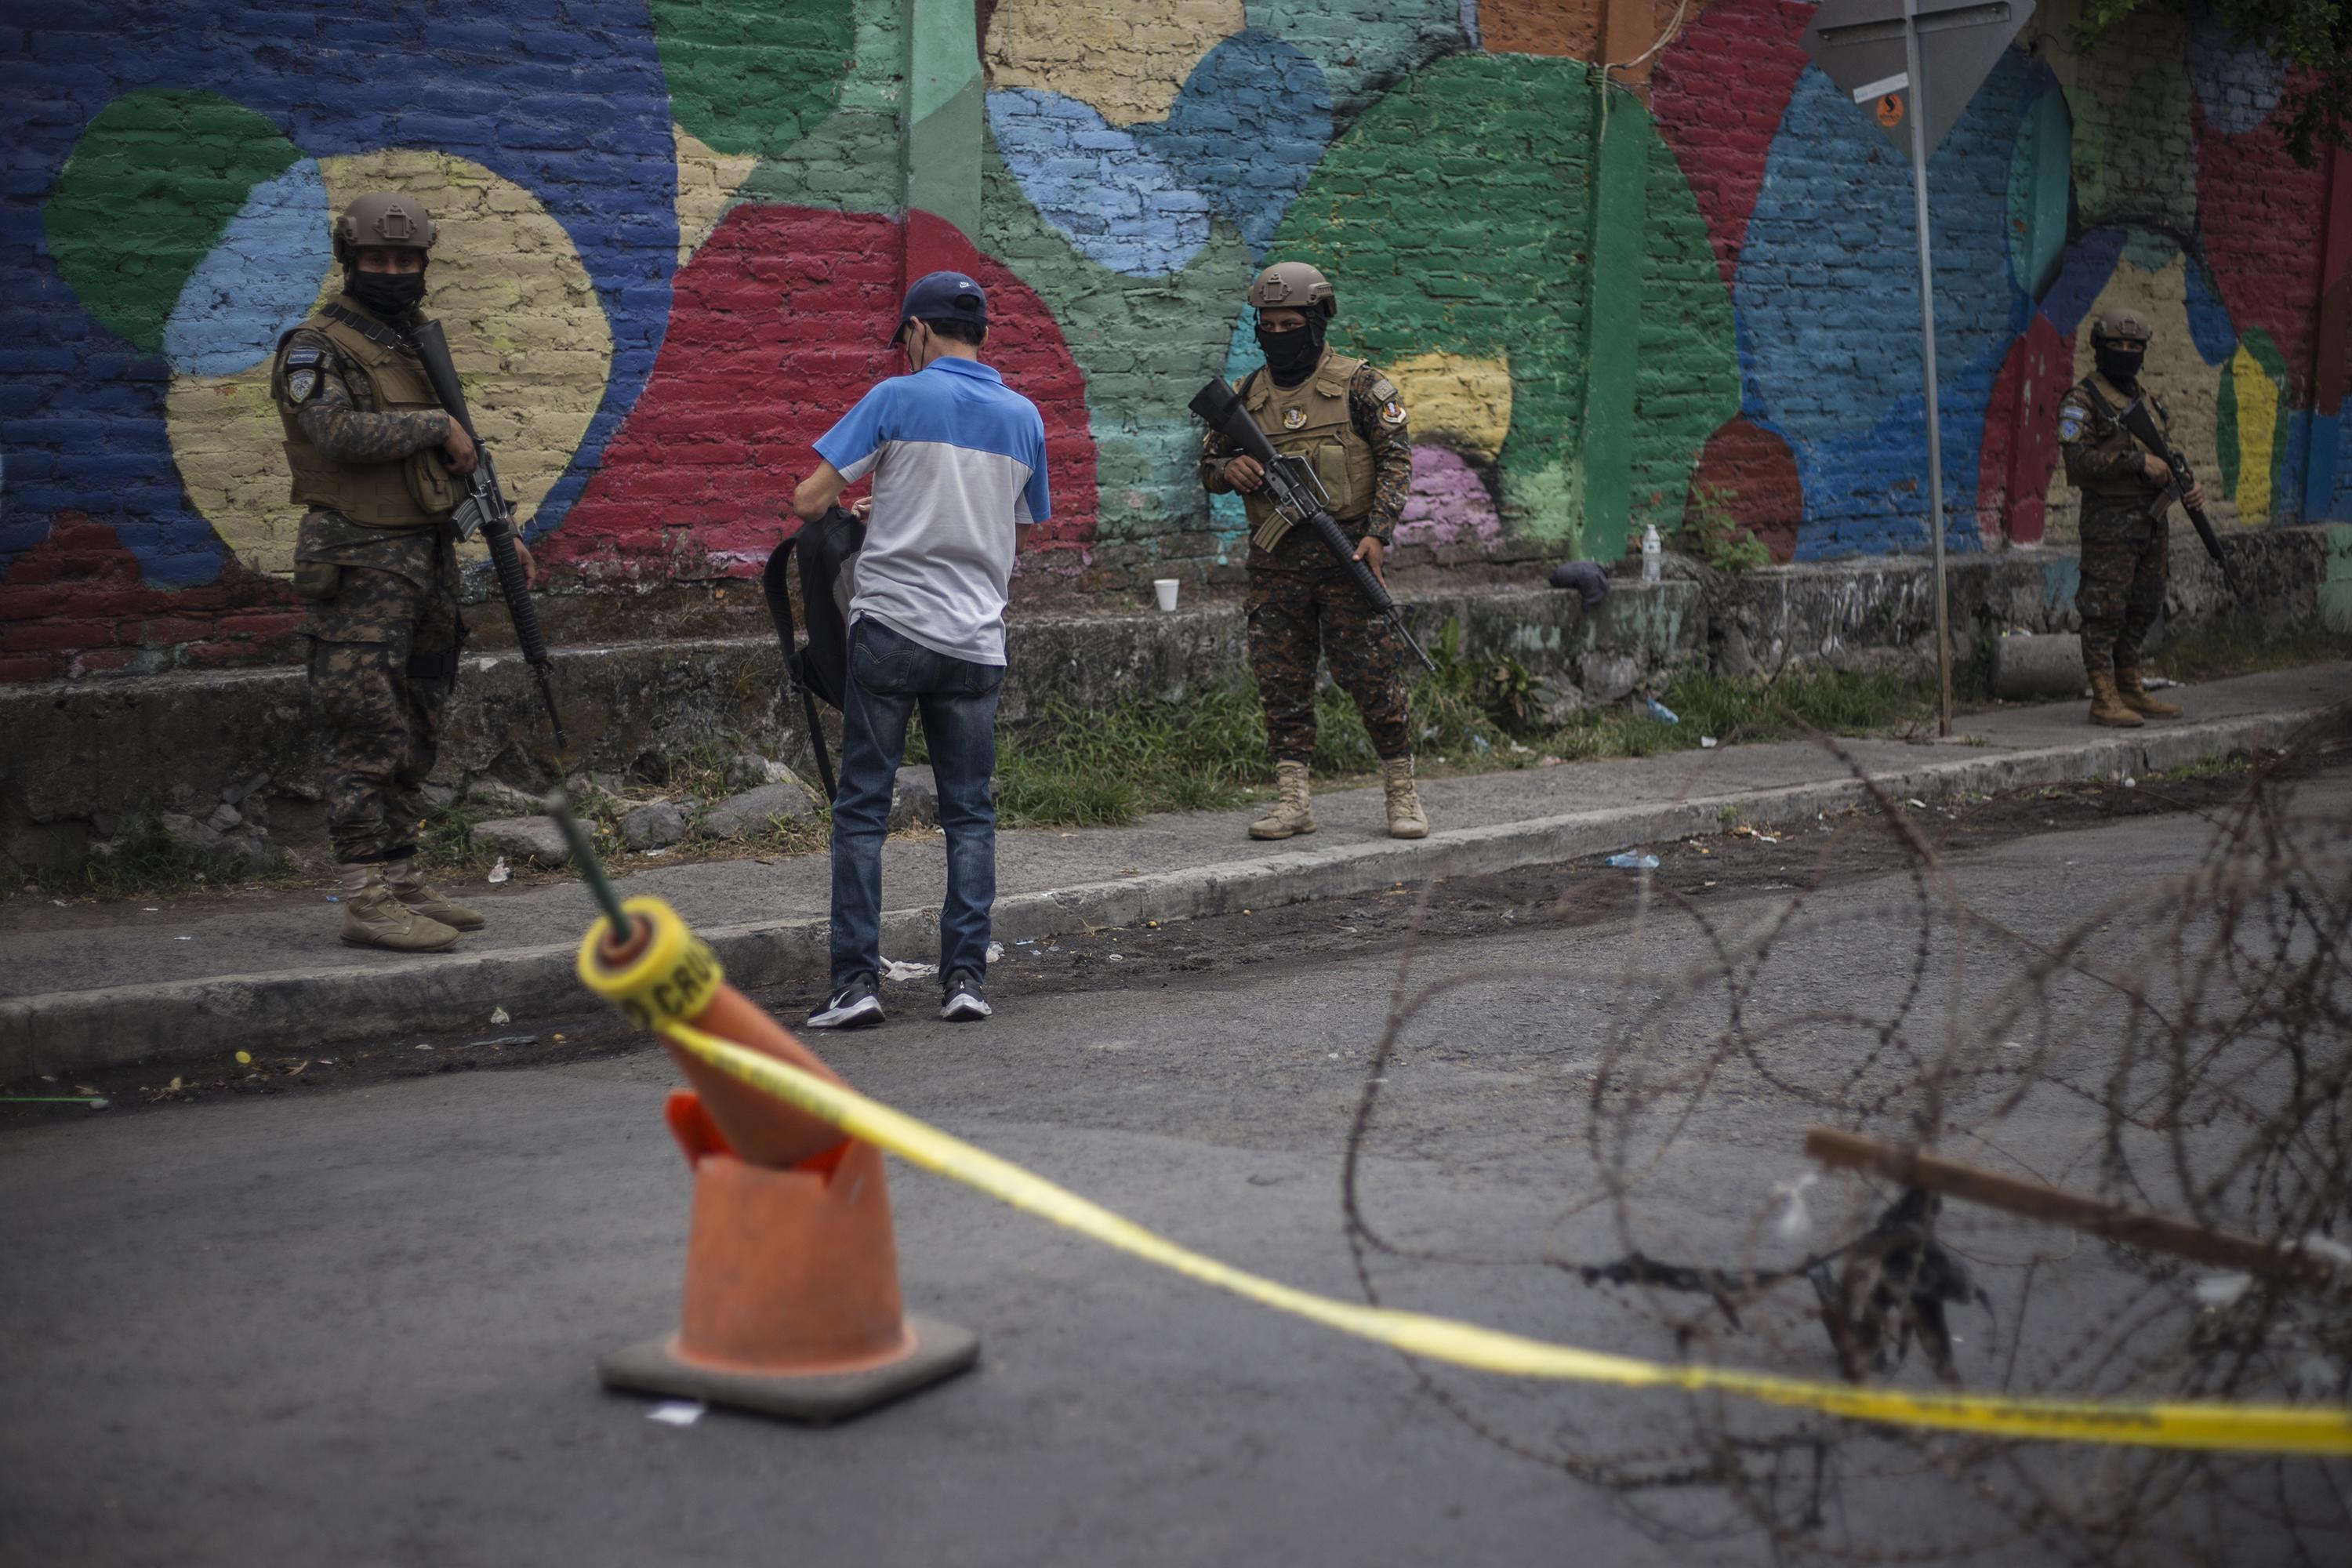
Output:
[2094, 346, 2144, 387]
[347, 267, 426, 319]
[1256, 316, 1327, 386]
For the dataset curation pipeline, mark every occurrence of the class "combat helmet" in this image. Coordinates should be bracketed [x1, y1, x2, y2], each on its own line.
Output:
[2088, 308, 2153, 347]
[332, 193, 437, 263]
[1249, 261, 1336, 319]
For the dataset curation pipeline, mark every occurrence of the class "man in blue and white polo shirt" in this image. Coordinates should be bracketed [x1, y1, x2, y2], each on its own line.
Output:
[790, 270, 1049, 1028]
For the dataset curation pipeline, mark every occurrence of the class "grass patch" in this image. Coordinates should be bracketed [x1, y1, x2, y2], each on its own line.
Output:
[11, 815, 271, 903]
[2153, 622, 2352, 684]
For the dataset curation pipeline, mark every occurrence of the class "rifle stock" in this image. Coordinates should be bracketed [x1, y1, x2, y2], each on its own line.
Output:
[1190, 379, 1436, 673]
[408, 320, 570, 751]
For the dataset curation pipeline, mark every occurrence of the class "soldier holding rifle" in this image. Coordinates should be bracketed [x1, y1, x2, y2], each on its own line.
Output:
[1198, 262, 1428, 841]
[273, 194, 537, 951]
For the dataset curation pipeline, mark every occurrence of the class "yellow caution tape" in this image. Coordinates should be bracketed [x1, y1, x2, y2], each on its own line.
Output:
[576, 899, 724, 1032]
[650, 1018, 2352, 1456]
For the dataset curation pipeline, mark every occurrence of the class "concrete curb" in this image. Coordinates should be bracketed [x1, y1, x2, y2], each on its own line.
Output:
[5, 703, 2341, 1080]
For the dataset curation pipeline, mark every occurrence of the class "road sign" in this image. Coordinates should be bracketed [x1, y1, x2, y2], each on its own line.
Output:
[1802, 0, 2032, 156]
[1799, 0, 2034, 737]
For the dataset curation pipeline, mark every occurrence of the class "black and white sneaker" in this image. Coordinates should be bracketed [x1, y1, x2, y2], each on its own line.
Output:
[939, 970, 992, 1022]
[807, 974, 885, 1029]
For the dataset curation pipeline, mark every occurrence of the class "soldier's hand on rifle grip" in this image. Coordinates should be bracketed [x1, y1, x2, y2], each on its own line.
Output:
[1223, 455, 1266, 493]
[2181, 477, 2206, 510]
[2140, 453, 2172, 488]
[1353, 535, 1387, 586]
[441, 418, 479, 477]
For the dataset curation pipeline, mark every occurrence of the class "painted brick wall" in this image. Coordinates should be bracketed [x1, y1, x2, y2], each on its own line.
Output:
[2, 0, 2346, 682]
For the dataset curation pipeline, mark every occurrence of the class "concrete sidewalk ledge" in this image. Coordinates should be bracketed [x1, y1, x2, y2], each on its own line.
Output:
[4, 702, 2343, 1081]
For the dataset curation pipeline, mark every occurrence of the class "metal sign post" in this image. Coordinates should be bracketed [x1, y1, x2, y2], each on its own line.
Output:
[1802, 0, 2033, 739]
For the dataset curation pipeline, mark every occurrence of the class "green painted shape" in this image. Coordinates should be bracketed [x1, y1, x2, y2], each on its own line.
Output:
[652, 0, 855, 158]
[736, 107, 902, 214]
[2008, 85, 2071, 298]
[907, 77, 984, 236]
[2319, 524, 2352, 631]
[2066, 87, 2108, 221]
[1626, 101, 1740, 552]
[1505, 459, 1579, 550]
[1264, 52, 1599, 543]
[839, 0, 906, 114]
[44, 89, 299, 352]
[1243, 0, 1463, 118]
[2064, 8, 2196, 230]
[1581, 89, 1650, 564]
[979, 128, 1253, 543]
[2120, 224, 2180, 273]
[908, 0, 978, 124]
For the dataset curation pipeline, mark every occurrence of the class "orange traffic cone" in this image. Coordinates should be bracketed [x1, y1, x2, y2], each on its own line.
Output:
[579, 898, 978, 1421]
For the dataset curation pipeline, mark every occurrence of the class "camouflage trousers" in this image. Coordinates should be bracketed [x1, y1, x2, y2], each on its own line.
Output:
[2076, 499, 2167, 677]
[1247, 562, 1412, 764]
[302, 524, 461, 865]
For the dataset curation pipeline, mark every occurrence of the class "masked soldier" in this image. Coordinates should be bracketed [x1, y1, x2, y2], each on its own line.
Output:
[1199, 262, 1426, 840]
[274, 193, 529, 949]
[2056, 309, 2204, 728]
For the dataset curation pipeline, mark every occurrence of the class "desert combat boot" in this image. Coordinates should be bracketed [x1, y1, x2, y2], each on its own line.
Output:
[1250, 760, 1317, 840]
[2114, 666, 2181, 718]
[2086, 671, 2144, 728]
[339, 863, 460, 952]
[387, 855, 486, 930]
[1381, 756, 1428, 839]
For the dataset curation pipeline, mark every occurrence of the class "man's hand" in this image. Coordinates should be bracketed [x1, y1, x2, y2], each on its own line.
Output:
[441, 418, 479, 476]
[1223, 455, 1265, 493]
[1353, 535, 1386, 585]
[2181, 479, 2206, 510]
[514, 539, 538, 588]
[850, 496, 874, 523]
[2143, 452, 2175, 488]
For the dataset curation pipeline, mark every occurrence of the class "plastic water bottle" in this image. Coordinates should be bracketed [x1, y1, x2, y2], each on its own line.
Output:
[1643, 697, 1679, 725]
[1606, 852, 1661, 869]
[1640, 523, 1661, 586]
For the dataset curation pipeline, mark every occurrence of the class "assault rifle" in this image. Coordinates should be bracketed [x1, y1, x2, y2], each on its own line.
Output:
[410, 320, 570, 751]
[2110, 394, 2242, 597]
[1189, 379, 1436, 673]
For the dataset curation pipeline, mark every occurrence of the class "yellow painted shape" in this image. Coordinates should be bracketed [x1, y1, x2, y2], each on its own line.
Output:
[2040, 251, 2231, 548]
[1384, 350, 1513, 463]
[2228, 343, 2279, 523]
[647, 1007, 2352, 1457]
[985, 0, 1243, 127]
[168, 151, 612, 577]
[673, 122, 758, 268]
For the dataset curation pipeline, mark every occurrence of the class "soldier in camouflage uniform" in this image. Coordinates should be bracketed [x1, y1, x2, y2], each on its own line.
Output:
[1199, 262, 1426, 840]
[275, 193, 532, 950]
[2056, 308, 2204, 728]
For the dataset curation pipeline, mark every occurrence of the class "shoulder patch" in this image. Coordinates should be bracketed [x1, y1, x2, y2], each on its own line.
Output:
[1367, 376, 1397, 402]
[1380, 399, 1408, 426]
[285, 347, 323, 367]
[286, 368, 320, 402]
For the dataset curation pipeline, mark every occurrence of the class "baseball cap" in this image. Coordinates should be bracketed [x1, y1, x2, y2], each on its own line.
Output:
[892, 270, 988, 343]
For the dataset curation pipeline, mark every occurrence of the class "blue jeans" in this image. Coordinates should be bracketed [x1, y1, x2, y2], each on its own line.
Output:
[829, 618, 1005, 989]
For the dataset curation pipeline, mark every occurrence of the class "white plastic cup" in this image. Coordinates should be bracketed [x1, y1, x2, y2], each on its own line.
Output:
[1152, 578, 1180, 612]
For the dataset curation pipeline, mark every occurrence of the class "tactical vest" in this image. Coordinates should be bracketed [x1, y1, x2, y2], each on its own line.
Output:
[1240, 350, 1376, 545]
[2067, 374, 2165, 500]
[275, 300, 463, 530]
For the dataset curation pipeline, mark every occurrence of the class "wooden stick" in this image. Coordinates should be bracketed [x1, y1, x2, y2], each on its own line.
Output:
[1803, 1127, 2342, 1287]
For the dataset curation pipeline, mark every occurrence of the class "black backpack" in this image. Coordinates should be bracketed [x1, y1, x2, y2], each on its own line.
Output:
[761, 506, 863, 801]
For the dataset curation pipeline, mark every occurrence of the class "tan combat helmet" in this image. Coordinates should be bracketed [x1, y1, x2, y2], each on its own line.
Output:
[332, 193, 437, 263]
[2089, 308, 2153, 347]
[1248, 260, 1336, 318]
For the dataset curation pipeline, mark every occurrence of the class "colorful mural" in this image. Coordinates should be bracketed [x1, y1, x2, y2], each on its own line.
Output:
[2, 0, 2347, 681]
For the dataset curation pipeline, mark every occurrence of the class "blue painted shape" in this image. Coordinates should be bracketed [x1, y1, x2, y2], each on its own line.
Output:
[2275, 402, 2310, 524]
[1737, 56, 2039, 557]
[2042, 554, 2081, 606]
[1, 2, 675, 585]
[2187, 5, 2286, 136]
[2006, 75, 2071, 298]
[986, 88, 1210, 278]
[2304, 409, 2340, 520]
[2180, 250, 2240, 366]
[161, 158, 330, 377]
[1139, 31, 1332, 258]
[2035, 227, 2127, 338]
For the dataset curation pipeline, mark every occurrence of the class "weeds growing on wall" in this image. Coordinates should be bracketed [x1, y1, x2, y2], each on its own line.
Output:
[1678, 484, 1773, 575]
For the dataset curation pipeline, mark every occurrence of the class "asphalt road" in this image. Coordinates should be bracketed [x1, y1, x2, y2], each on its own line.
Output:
[4, 766, 2345, 1567]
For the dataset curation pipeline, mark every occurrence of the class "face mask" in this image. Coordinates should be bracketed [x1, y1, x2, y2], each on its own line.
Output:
[2094, 346, 2144, 386]
[1256, 316, 1326, 384]
[347, 267, 426, 318]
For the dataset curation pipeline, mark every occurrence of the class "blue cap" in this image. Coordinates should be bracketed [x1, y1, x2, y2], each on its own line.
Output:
[893, 270, 988, 343]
